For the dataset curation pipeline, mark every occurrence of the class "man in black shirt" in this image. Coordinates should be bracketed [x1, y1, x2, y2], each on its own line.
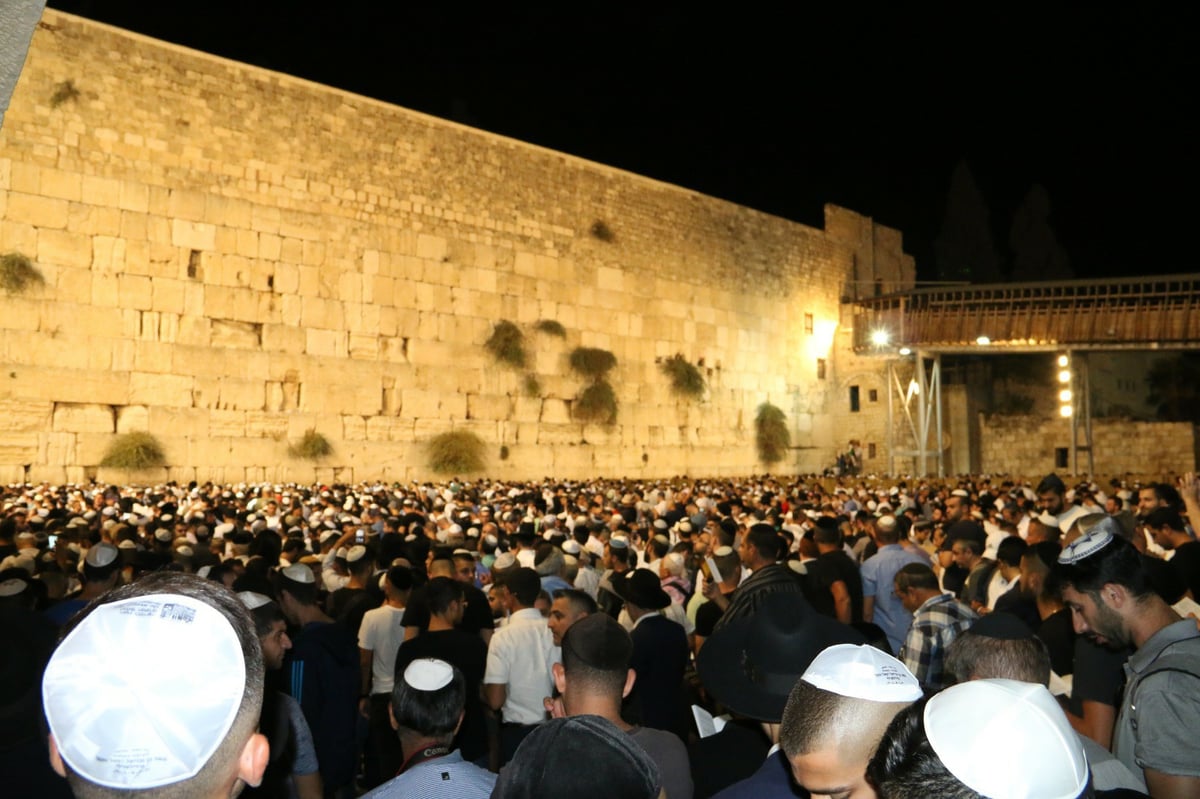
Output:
[403, 554, 495, 645]
[804, 519, 863, 625]
[394, 577, 490, 763]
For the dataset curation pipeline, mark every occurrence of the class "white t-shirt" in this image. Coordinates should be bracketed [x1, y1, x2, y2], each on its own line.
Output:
[358, 604, 406, 695]
[483, 608, 559, 725]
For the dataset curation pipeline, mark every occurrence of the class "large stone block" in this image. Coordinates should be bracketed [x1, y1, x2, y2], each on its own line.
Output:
[52, 403, 115, 434]
[130, 372, 194, 408]
[1, 367, 129, 405]
[0, 399, 52, 432]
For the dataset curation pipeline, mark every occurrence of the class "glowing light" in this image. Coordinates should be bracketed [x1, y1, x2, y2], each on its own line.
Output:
[976, 335, 991, 346]
[1057, 354, 1069, 368]
[908, 379, 920, 397]
[1057, 369, 1071, 383]
[809, 320, 838, 358]
[1059, 389, 1072, 403]
[871, 329, 890, 347]
[1059, 405, 1073, 418]
[898, 347, 912, 356]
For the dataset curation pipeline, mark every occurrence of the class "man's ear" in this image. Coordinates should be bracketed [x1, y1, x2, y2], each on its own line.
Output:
[454, 709, 465, 736]
[237, 732, 269, 788]
[47, 734, 66, 778]
[552, 661, 567, 694]
[622, 668, 637, 699]
[1103, 582, 1129, 609]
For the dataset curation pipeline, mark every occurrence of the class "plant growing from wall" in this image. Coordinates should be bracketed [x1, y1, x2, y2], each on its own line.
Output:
[100, 431, 166, 470]
[427, 430, 487, 475]
[661, 353, 706, 400]
[569, 347, 617, 380]
[590, 220, 615, 242]
[568, 346, 619, 426]
[523, 374, 542, 397]
[484, 320, 527, 369]
[0, 252, 45, 294]
[288, 429, 334, 460]
[755, 402, 790, 465]
[534, 319, 567, 338]
[50, 80, 81, 108]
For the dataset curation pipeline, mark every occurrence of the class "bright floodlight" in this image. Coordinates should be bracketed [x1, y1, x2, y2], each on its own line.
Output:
[1059, 389, 1072, 403]
[871, 329, 890, 347]
[1059, 405, 1073, 418]
[1057, 369, 1071, 383]
[976, 335, 991, 346]
[1057, 354, 1069, 367]
[898, 347, 912, 356]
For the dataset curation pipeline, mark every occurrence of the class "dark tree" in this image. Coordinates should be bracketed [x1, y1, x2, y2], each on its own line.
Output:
[933, 160, 1002, 284]
[1145, 354, 1200, 424]
[1009, 184, 1072, 281]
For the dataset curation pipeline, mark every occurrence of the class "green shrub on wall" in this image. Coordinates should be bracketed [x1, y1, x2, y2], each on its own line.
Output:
[288, 429, 333, 460]
[661, 353, 706, 400]
[755, 402, 790, 465]
[574, 380, 618, 425]
[0, 252, 45, 294]
[427, 430, 487, 475]
[100, 431, 166, 470]
[569, 347, 617, 380]
[534, 319, 566, 338]
[484, 320, 527, 369]
[523, 374, 542, 397]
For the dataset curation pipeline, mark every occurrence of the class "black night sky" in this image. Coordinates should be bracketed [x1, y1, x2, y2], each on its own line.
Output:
[47, 2, 1198, 283]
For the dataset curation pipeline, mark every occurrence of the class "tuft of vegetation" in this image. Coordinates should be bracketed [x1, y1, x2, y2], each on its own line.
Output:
[661, 353, 706, 400]
[499, 444, 510, 461]
[427, 430, 487, 475]
[100, 431, 166, 470]
[0, 252, 45, 294]
[50, 80, 81, 108]
[569, 347, 617, 380]
[574, 380, 618, 425]
[484, 320, 527, 369]
[534, 319, 567, 338]
[288, 429, 334, 460]
[523, 373, 542, 397]
[755, 403, 790, 465]
[590, 220, 615, 242]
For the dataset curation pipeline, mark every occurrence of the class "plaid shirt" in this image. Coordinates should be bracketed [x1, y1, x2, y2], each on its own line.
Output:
[899, 592, 977, 690]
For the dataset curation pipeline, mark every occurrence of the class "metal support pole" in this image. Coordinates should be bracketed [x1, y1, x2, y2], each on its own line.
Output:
[933, 354, 944, 477]
[1068, 349, 1078, 475]
[916, 350, 930, 476]
[887, 360, 896, 475]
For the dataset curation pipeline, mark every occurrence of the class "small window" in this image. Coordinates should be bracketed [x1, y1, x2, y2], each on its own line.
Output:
[804, 313, 814, 334]
[1055, 447, 1069, 469]
[850, 385, 860, 413]
[868, 443, 876, 459]
[868, 389, 878, 403]
[817, 358, 826, 380]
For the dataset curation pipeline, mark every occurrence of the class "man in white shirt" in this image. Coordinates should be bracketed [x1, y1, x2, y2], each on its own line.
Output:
[484, 567, 560, 765]
[358, 566, 413, 787]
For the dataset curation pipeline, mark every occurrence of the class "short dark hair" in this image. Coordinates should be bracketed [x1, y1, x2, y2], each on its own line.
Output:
[1053, 533, 1151, 599]
[894, 563, 940, 592]
[560, 613, 632, 696]
[247, 597, 288, 638]
[425, 576, 464, 615]
[745, 524, 781, 560]
[391, 660, 466, 738]
[944, 630, 1050, 686]
[1036, 474, 1066, 496]
[506, 567, 542, 606]
[1145, 483, 1183, 512]
[1144, 507, 1185, 532]
[995, 536, 1028, 568]
[552, 588, 597, 616]
[951, 537, 982, 557]
[812, 519, 842, 547]
[867, 697, 983, 799]
[387, 565, 414, 593]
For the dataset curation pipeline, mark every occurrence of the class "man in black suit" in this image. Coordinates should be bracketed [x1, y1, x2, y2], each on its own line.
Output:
[612, 568, 690, 739]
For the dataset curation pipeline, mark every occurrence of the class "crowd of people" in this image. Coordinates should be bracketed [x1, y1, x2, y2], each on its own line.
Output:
[3, 469, 1200, 798]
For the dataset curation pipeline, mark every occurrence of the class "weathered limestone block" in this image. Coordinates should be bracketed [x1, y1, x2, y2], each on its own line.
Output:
[96, 466, 168, 485]
[52, 403, 115, 434]
[0, 399, 52, 432]
[348, 334, 378, 360]
[540, 398, 572, 425]
[129, 372, 193, 408]
[342, 415, 367, 441]
[245, 412, 289, 440]
[538, 424, 583, 445]
[366, 416, 415, 442]
[38, 229, 92, 270]
[4, 368, 129, 406]
[146, 407, 209, 440]
[40, 432, 77, 465]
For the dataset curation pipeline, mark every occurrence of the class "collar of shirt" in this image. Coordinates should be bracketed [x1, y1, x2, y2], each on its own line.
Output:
[632, 611, 661, 629]
[508, 607, 545, 625]
[916, 592, 956, 613]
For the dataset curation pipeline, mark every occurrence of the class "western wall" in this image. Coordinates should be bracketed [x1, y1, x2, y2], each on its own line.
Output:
[0, 10, 915, 485]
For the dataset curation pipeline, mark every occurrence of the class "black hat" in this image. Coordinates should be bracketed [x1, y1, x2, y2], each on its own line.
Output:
[611, 568, 670, 610]
[494, 715, 660, 799]
[696, 592, 865, 723]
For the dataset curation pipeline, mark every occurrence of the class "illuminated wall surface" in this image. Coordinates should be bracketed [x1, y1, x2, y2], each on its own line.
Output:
[0, 11, 913, 484]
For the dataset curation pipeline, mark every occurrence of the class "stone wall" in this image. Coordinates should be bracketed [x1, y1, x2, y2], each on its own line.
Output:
[980, 415, 1197, 476]
[0, 11, 914, 484]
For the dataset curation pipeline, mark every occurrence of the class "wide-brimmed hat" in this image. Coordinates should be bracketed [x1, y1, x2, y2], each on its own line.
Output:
[696, 592, 865, 723]
[611, 568, 671, 610]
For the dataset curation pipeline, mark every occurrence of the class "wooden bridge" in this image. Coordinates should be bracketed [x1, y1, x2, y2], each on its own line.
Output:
[849, 273, 1200, 354]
